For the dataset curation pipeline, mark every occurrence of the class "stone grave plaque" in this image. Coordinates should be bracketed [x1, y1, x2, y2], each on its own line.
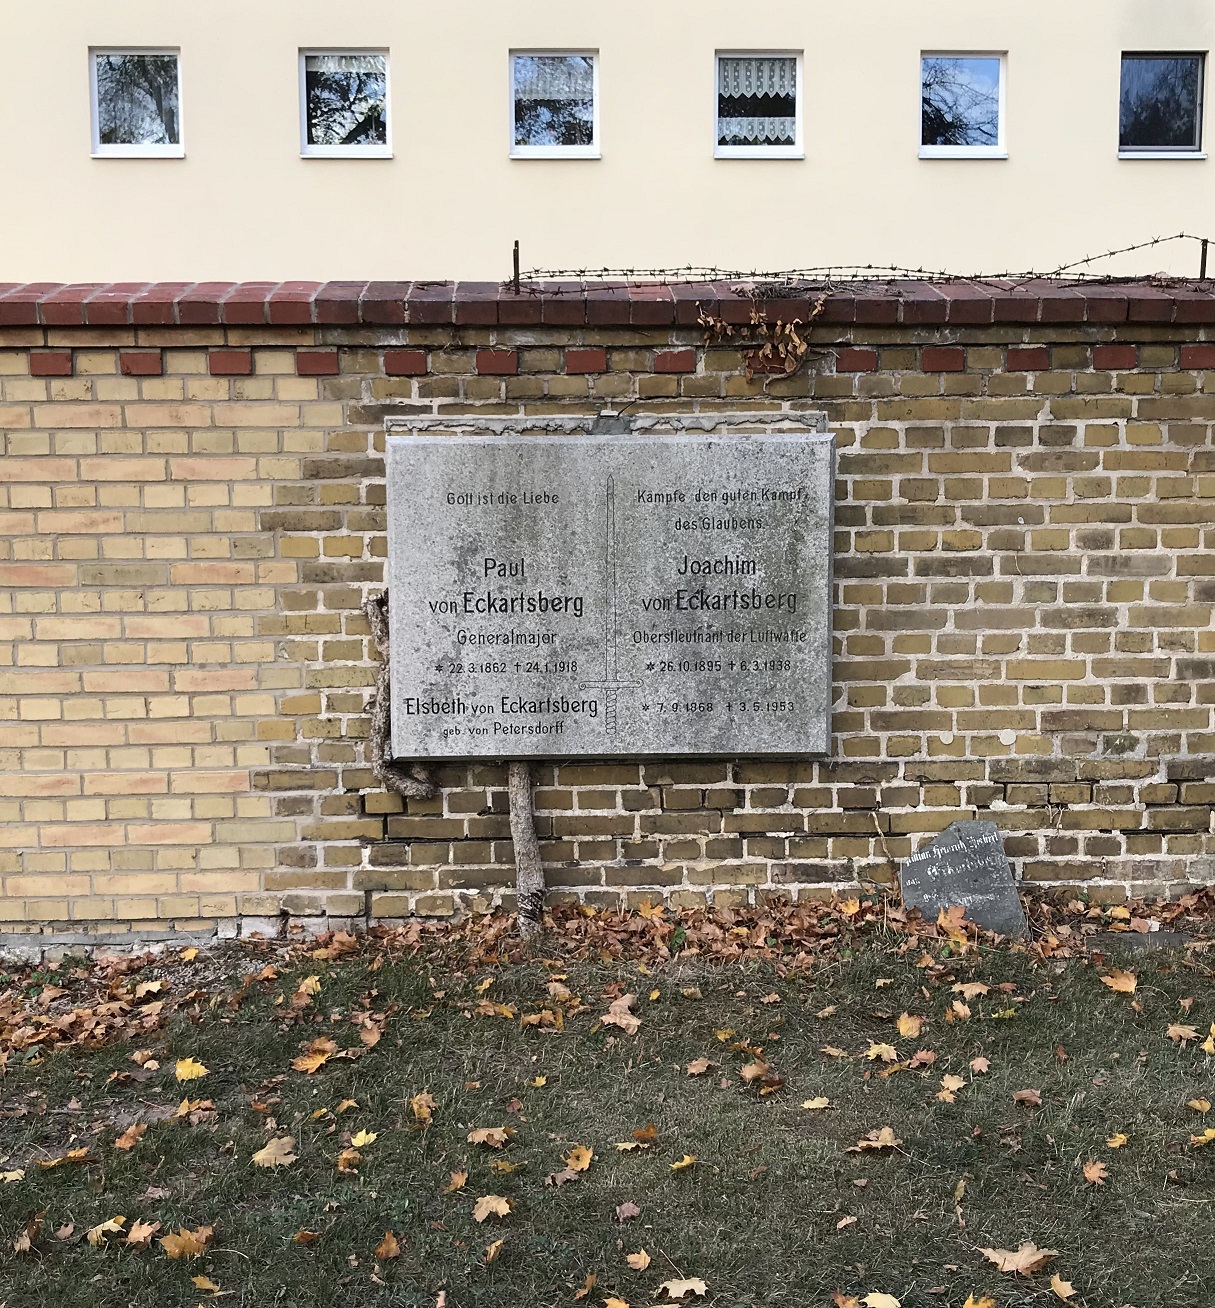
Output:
[898, 820, 1027, 936]
[385, 416, 834, 759]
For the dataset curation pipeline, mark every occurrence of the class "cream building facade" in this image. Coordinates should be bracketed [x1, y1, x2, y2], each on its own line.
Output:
[3, 0, 1214, 282]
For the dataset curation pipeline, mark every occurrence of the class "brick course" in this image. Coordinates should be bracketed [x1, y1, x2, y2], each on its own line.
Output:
[1, 278, 1214, 942]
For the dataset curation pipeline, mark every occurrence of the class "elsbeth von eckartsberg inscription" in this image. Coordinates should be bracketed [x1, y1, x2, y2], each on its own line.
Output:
[385, 415, 834, 760]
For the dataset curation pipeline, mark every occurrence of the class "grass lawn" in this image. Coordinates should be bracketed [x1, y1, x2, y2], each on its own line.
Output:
[2, 899, 1215, 1308]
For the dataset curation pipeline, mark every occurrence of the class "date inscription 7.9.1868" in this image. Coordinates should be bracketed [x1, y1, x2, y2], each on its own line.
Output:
[385, 416, 834, 760]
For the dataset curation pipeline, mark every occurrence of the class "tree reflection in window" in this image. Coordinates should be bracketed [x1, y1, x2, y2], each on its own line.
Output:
[305, 54, 387, 147]
[96, 53, 180, 146]
[921, 56, 1000, 147]
[1120, 55, 1204, 151]
[513, 55, 595, 148]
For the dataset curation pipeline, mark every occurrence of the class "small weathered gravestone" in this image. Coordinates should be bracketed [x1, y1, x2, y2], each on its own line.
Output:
[898, 820, 1026, 936]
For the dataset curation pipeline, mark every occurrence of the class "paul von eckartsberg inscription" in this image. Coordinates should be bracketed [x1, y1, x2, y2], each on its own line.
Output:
[385, 415, 835, 760]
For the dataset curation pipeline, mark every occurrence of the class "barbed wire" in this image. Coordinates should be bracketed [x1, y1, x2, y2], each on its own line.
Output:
[508, 232, 1214, 296]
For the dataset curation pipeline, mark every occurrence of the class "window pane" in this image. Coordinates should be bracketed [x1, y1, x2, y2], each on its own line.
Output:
[95, 53, 180, 146]
[513, 55, 595, 147]
[305, 54, 387, 146]
[921, 56, 1001, 146]
[1120, 55, 1203, 149]
[718, 56, 797, 147]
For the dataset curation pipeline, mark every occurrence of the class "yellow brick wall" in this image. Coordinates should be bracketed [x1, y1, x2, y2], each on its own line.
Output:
[0, 313, 1212, 941]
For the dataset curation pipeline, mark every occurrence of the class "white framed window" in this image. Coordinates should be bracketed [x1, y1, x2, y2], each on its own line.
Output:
[300, 50, 391, 158]
[715, 52, 803, 158]
[510, 51, 599, 158]
[920, 53, 1007, 159]
[1119, 53, 1206, 158]
[90, 49, 183, 158]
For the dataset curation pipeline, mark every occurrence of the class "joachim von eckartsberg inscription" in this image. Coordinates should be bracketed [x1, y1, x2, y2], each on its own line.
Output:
[386, 416, 835, 759]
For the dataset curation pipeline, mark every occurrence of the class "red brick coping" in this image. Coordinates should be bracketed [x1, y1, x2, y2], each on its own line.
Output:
[3, 280, 1215, 328]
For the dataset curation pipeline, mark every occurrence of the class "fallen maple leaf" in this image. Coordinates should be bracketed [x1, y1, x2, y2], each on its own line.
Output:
[601, 993, 641, 1035]
[374, 1230, 400, 1260]
[1100, 970, 1137, 994]
[37, 1148, 94, 1170]
[1190, 1128, 1215, 1147]
[573, 1271, 596, 1300]
[686, 1058, 713, 1076]
[1050, 1273, 1077, 1300]
[897, 1013, 923, 1039]
[962, 1297, 996, 1308]
[670, 1153, 697, 1172]
[565, 1144, 593, 1172]
[292, 1050, 331, 1074]
[740, 1060, 770, 1082]
[802, 1097, 831, 1110]
[472, 1194, 512, 1222]
[1168, 1023, 1200, 1045]
[336, 1147, 361, 1172]
[980, 1242, 1058, 1274]
[1188, 1098, 1211, 1112]
[467, 1126, 513, 1148]
[293, 1230, 319, 1245]
[350, 1129, 377, 1149]
[848, 1127, 902, 1152]
[410, 1092, 438, 1123]
[937, 1074, 966, 1103]
[1, 1169, 24, 1183]
[86, 1216, 125, 1248]
[953, 982, 989, 1000]
[865, 1043, 898, 1063]
[124, 1219, 160, 1250]
[160, 1225, 214, 1259]
[1106, 1132, 1128, 1148]
[832, 1296, 861, 1308]
[863, 1295, 901, 1308]
[545, 1167, 581, 1187]
[175, 1057, 208, 1082]
[615, 1201, 641, 1221]
[1082, 1160, 1107, 1186]
[252, 1136, 297, 1168]
[1012, 1088, 1042, 1107]
[484, 1236, 505, 1263]
[836, 1215, 857, 1230]
[627, 1249, 651, 1270]
[114, 1123, 146, 1151]
[443, 1170, 468, 1193]
[192, 1275, 223, 1293]
[658, 1277, 708, 1300]
[605, 1299, 630, 1308]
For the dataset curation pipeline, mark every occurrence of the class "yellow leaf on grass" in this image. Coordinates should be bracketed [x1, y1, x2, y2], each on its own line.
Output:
[1190, 1128, 1215, 1147]
[336, 1098, 357, 1114]
[374, 1230, 400, 1260]
[866, 1043, 898, 1063]
[472, 1194, 512, 1222]
[627, 1248, 651, 1270]
[86, 1216, 126, 1248]
[467, 1126, 514, 1148]
[896, 1013, 922, 1039]
[980, 1242, 1058, 1274]
[848, 1127, 902, 1152]
[159, 1225, 214, 1259]
[485, 1237, 504, 1263]
[1050, 1273, 1077, 1301]
[1082, 1160, 1107, 1186]
[297, 975, 322, 996]
[528, 1076, 547, 1088]
[292, 1051, 331, 1074]
[1188, 1098, 1211, 1112]
[114, 1123, 146, 1151]
[180, 946, 199, 961]
[863, 1295, 901, 1308]
[1100, 970, 1137, 994]
[565, 1144, 593, 1172]
[1, 1169, 25, 1183]
[350, 1130, 377, 1149]
[963, 1297, 996, 1308]
[605, 1300, 630, 1308]
[125, 1219, 160, 1250]
[251, 1136, 297, 1168]
[175, 1057, 208, 1082]
[192, 1274, 223, 1293]
[658, 1278, 708, 1300]
[670, 1154, 697, 1172]
[409, 1092, 437, 1123]
[802, 1097, 831, 1110]
[969, 1056, 990, 1074]
[740, 1060, 770, 1082]
[1106, 1132, 1128, 1148]
[601, 993, 642, 1035]
[1168, 1023, 1200, 1044]
[443, 1170, 468, 1193]
[686, 1058, 713, 1076]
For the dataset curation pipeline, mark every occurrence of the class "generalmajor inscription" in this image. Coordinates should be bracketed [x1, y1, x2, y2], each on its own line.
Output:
[386, 417, 834, 759]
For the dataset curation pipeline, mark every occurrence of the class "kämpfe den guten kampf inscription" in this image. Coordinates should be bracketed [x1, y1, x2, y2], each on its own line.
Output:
[386, 426, 834, 759]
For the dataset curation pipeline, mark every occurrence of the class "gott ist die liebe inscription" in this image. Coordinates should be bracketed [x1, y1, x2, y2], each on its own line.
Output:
[386, 422, 834, 759]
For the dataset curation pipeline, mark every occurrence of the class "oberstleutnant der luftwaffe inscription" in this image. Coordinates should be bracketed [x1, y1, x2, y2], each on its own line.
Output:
[385, 419, 834, 759]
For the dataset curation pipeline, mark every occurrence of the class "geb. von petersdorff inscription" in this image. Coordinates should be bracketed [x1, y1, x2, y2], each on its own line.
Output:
[386, 416, 835, 759]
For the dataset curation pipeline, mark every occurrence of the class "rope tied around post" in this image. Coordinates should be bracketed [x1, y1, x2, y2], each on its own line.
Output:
[363, 591, 436, 800]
